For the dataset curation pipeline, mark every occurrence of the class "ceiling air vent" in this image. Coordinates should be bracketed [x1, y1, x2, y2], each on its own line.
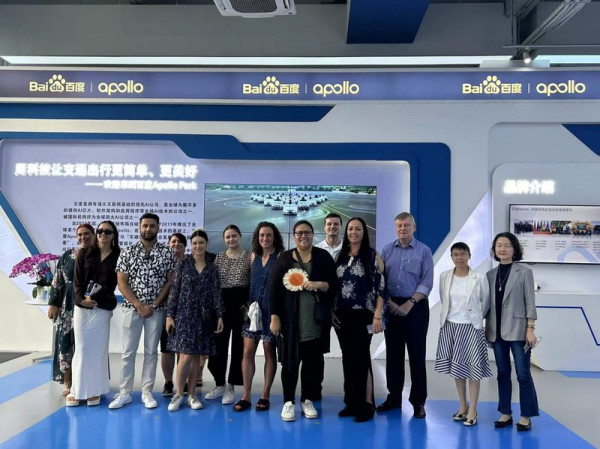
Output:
[213, 0, 296, 18]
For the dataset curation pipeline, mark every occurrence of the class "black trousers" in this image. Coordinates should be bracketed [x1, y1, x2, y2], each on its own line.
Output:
[384, 297, 429, 407]
[207, 286, 247, 386]
[281, 339, 324, 403]
[335, 308, 374, 411]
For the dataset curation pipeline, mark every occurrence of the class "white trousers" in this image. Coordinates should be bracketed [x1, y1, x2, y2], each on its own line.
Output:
[119, 307, 165, 395]
[71, 307, 112, 399]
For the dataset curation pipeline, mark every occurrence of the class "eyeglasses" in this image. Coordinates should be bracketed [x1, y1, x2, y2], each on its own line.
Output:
[294, 231, 313, 237]
[97, 229, 114, 236]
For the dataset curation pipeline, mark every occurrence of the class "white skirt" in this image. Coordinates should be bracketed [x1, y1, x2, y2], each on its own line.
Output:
[70, 306, 112, 399]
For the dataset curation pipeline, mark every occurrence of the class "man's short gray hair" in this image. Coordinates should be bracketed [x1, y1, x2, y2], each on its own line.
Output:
[394, 212, 415, 224]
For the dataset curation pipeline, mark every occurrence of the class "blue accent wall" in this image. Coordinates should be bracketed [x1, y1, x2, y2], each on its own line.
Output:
[0, 104, 332, 122]
[347, 0, 430, 44]
[564, 124, 600, 157]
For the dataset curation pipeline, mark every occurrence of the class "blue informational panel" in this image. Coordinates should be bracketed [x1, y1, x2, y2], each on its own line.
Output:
[1, 69, 599, 101]
[0, 140, 409, 256]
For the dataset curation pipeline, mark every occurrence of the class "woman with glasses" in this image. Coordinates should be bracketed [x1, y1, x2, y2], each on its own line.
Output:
[334, 217, 385, 422]
[47, 223, 95, 397]
[486, 232, 539, 431]
[67, 221, 120, 406]
[435, 242, 491, 427]
[205, 224, 251, 405]
[269, 220, 337, 422]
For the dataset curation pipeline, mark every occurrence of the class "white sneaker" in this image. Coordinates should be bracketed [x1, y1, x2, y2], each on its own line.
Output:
[301, 400, 318, 419]
[205, 385, 226, 400]
[168, 394, 183, 412]
[281, 401, 295, 422]
[188, 395, 203, 410]
[221, 384, 235, 405]
[141, 391, 158, 409]
[108, 392, 132, 409]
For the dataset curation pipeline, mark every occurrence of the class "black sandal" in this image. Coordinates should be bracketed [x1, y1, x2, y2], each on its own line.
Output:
[256, 398, 270, 411]
[233, 400, 252, 412]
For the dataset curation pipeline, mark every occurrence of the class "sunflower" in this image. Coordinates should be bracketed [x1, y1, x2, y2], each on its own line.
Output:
[282, 268, 308, 291]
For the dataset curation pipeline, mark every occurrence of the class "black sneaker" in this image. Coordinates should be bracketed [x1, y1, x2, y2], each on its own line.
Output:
[162, 381, 174, 397]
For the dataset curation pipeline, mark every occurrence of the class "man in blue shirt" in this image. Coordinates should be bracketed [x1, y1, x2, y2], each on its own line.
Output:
[377, 212, 434, 418]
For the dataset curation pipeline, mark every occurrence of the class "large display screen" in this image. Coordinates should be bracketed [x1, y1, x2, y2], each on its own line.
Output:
[509, 204, 600, 264]
[205, 183, 376, 251]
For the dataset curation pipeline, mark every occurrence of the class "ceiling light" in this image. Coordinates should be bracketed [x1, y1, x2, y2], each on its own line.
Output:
[523, 49, 538, 64]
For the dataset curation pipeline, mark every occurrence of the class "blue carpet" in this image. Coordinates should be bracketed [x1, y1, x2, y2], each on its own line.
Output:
[0, 360, 51, 405]
[1, 392, 593, 449]
[560, 371, 600, 379]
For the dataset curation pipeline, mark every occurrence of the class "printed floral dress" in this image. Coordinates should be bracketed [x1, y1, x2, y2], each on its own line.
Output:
[167, 256, 224, 355]
[335, 248, 385, 312]
[48, 248, 79, 384]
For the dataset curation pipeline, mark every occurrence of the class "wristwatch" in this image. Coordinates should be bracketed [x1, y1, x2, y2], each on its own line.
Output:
[151, 303, 158, 311]
[409, 297, 417, 304]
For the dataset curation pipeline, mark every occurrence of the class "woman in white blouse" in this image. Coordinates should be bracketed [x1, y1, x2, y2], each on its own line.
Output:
[435, 242, 491, 427]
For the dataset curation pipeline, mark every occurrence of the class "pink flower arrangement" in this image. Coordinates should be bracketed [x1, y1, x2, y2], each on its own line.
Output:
[10, 253, 60, 286]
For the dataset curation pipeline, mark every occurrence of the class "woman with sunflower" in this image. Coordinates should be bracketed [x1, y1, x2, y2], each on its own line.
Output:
[269, 220, 337, 422]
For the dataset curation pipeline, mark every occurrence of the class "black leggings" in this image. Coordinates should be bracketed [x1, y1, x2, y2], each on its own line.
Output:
[207, 286, 248, 386]
[281, 339, 324, 403]
[335, 308, 374, 410]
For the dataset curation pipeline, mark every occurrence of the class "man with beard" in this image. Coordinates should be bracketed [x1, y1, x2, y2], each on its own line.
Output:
[109, 213, 176, 409]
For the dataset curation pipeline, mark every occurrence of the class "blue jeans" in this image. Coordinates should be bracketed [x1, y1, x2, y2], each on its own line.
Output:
[492, 338, 539, 417]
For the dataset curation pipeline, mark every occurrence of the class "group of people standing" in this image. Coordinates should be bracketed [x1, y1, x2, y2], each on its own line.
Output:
[47, 210, 539, 431]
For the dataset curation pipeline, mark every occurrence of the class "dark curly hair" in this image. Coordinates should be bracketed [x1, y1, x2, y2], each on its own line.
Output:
[251, 222, 284, 255]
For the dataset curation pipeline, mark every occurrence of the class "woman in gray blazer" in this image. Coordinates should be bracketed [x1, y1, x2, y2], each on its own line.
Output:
[435, 242, 492, 427]
[486, 232, 539, 431]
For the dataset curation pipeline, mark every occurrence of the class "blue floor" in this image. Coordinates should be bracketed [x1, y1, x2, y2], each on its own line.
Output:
[560, 371, 600, 379]
[0, 360, 51, 405]
[1, 392, 593, 449]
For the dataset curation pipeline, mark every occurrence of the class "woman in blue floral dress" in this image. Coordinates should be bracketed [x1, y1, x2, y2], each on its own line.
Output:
[165, 229, 224, 411]
[234, 222, 284, 412]
[47, 223, 95, 396]
[335, 217, 385, 422]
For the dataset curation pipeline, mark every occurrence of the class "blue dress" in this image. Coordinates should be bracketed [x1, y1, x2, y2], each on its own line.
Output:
[242, 253, 278, 342]
[166, 256, 224, 355]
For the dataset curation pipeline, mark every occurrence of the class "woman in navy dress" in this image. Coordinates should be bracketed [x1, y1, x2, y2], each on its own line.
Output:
[166, 229, 224, 411]
[234, 222, 284, 412]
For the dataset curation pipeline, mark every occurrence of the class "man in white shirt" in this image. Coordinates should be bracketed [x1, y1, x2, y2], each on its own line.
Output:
[315, 213, 343, 261]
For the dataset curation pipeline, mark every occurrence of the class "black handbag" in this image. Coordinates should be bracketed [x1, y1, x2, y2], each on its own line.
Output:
[202, 307, 218, 332]
[240, 303, 250, 324]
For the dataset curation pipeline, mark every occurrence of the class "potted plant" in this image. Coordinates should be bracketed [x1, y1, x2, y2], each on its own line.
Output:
[9, 253, 60, 301]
